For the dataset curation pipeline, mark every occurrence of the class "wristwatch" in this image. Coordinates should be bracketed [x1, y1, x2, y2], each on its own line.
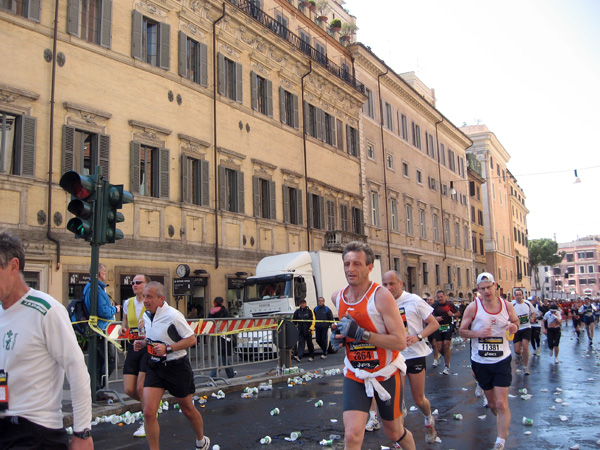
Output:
[417, 333, 424, 341]
[73, 428, 92, 439]
[166, 345, 173, 354]
[362, 330, 371, 342]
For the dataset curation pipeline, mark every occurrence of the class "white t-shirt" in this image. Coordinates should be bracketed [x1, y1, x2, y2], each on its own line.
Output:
[544, 309, 562, 328]
[145, 302, 194, 362]
[0, 289, 92, 432]
[396, 291, 434, 360]
[512, 300, 535, 330]
[531, 304, 542, 328]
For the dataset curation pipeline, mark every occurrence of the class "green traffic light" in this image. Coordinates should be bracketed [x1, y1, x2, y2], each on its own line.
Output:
[67, 218, 92, 239]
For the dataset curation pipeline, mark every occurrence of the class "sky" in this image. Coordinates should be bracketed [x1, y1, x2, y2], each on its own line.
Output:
[343, 0, 600, 244]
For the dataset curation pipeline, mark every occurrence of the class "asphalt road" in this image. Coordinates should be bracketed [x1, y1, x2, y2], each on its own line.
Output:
[86, 325, 600, 449]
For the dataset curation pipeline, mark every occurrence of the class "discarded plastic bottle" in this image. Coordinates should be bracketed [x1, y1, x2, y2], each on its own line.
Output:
[518, 388, 528, 395]
[260, 436, 272, 444]
[320, 439, 333, 446]
[270, 408, 280, 416]
[522, 417, 534, 426]
[290, 431, 301, 440]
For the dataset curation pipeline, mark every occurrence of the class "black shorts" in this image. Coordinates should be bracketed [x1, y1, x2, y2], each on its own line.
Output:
[433, 326, 453, 341]
[471, 355, 512, 391]
[514, 328, 532, 344]
[405, 356, 426, 374]
[144, 356, 195, 398]
[343, 371, 403, 421]
[0, 416, 68, 450]
[123, 345, 149, 375]
[583, 316, 595, 325]
[547, 328, 561, 349]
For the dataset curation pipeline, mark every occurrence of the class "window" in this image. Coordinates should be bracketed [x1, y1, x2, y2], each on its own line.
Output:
[253, 176, 276, 219]
[351, 206, 363, 234]
[405, 204, 413, 235]
[283, 185, 302, 225]
[304, 102, 322, 139]
[324, 112, 336, 146]
[458, 157, 465, 178]
[62, 125, 109, 177]
[218, 54, 243, 102]
[577, 251, 585, 259]
[399, 112, 408, 141]
[416, 169, 422, 184]
[419, 209, 426, 239]
[339, 204, 348, 231]
[181, 155, 209, 206]
[457, 267, 462, 287]
[279, 87, 299, 128]
[433, 214, 440, 242]
[454, 222, 460, 247]
[0, 112, 36, 177]
[448, 149, 456, 172]
[589, 265, 595, 273]
[447, 266, 452, 284]
[336, 119, 344, 151]
[326, 199, 336, 230]
[412, 122, 422, 149]
[0, 0, 40, 21]
[131, 142, 169, 199]
[428, 176, 437, 191]
[308, 193, 324, 229]
[382, 100, 393, 131]
[386, 154, 394, 170]
[363, 88, 375, 119]
[464, 226, 470, 250]
[425, 132, 435, 158]
[346, 125, 359, 157]
[390, 198, 398, 231]
[472, 235, 477, 253]
[478, 210, 484, 225]
[132, 11, 170, 69]
[219, 166, 244, 213]
[471, 206, 476, 222]
[439, 143, 446, 166]
[479, 238, 484, 254]
[579, 265, 585, 274]
[370, 191, 380, 227]
[394, 257, 401, 272]
[366, 142, 375, 160]
[402, 162, 409, 177]
[274, 11, 288, 39]
[566, 253, 574, 262]
[443, 218, 450, 244]
[469, 181, 475, 197]
[67, 0, 112, 47]
[314, 41, 327, 66]
[299, 30, 311, 56]
[423, 262, 428, 285]
[435, 264, 441, 285]
[251, 72, 273, 116]
[178, 32, 208, 86]
[586, 251, 594, 258]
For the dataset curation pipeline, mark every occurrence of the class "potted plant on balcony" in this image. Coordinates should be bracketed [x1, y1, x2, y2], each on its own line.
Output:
[340, 22, 358, 43]
[329, 18, 341, 32]
[315, 0, 330, 22]
[308, 0, 316, 12]
[300, 0, 312, 8]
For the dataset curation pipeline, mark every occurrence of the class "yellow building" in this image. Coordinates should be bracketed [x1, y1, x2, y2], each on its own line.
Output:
[468, 154, 486, 282]
[0, 0, 366, 315]
[508, 170, 531, 295]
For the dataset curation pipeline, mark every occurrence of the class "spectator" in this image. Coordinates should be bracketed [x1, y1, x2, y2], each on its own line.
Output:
[313, 297, 334, 358]
[208, 297, 236, 379]
[293, 299, 315, 362]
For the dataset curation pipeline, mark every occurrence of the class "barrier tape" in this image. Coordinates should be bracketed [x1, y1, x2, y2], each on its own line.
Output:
[71, 317, 122, 351]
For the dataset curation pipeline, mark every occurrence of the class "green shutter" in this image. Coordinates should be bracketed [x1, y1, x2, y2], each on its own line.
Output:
[282, 185, 289, 223]
[180, 154, 188, 203]
[178, 31, 187, 78]
[292, 94, 299, 129]
[62, 125, 75, 174]
[218, 165, 226, 210]
[131, 10, 143, 60]
[159, 22, 170, 70]
[130, 142, 141, 195]
[279, 87, 286, 124]
[266, 79, 273, 117]
[67, 0, 80, 36]
[318, 195, 325, 229]
[100, 0, 112, 48]
[235, 62, 243, 103]
[20, 115, 36, 177]
[269, 180, 276, 220]
[296, 189, 303, 225]
[250, 71, 258, 111]
[158, 147, 170, 199]
[236, 170, 244, 213]
[303, 101, 309, 135]
[199, 42, 208, 87]
[252, 175, 260, 217]
[27, 0, 41, 22]
[217, 53, 225, 96]
[307, 194, 313, 227]
[98, 133, 110, 179]
[200, 159, 209, 206]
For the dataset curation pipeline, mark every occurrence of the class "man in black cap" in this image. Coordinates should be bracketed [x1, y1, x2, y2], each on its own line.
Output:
[293, 299, 315, 362]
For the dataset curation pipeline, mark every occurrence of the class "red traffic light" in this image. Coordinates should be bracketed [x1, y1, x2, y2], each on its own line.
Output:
[59, 171, 96, 199]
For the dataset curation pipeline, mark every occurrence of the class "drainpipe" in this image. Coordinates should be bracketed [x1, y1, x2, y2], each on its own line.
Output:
[301, 61, 313, 251]
[47, 0, 61, 270]
[212, 3, 226, 269]
[376, 68, 391, 268]
[434, 117, 446, 261]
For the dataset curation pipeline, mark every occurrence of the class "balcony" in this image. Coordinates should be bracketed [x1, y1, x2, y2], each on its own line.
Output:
[324, 230, 366, 252]
[225, 0, 365, 93]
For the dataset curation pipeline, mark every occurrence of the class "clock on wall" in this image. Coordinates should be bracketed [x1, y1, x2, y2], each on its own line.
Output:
[176, 264, 190, 278]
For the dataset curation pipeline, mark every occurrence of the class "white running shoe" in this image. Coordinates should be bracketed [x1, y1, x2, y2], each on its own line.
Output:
[133, 422, 146, 438]
[475, 383, 483, 398]
[555, 358, 561, 364]
[483, 396, 489, 408]
[424, 416, 437, 444]
[195, 436, 211, 450]
[491, 442, 504, 450]
[442, 366, 450, 375]
[365, 415, 380, 431]
[432, 357, 440, 368]
[535, 347, 541, 355]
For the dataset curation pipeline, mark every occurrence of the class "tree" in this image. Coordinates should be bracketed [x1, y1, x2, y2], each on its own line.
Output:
[528, 238, 564, 298]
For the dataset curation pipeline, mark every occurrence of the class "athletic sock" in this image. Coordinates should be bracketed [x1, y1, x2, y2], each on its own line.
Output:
[424, 414, 433, 426]
[196, 437, 207, 447]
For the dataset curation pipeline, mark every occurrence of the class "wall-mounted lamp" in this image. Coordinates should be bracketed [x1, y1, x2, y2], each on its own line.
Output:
[574, 169, 581, 184]
[450, 181, 457, 195]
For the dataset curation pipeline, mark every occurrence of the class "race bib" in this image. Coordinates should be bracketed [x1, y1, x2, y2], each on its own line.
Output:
[518, 314, 529, 325]
[347, 341, 379, 370]
[127, 327, 139, 341]
[439, 324, 451, 332]
[478, 337, 504, 358]
[147, 338, 166, 363]
[398, 307, 408, 331]
[0, 370, 8, 411]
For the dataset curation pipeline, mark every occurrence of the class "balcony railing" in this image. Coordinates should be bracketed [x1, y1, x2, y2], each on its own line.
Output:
[225, 0, 365, 93]
[324, 230, 366, 252]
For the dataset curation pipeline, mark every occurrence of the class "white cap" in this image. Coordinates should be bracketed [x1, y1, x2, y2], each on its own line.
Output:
[476, 272, 495, 285]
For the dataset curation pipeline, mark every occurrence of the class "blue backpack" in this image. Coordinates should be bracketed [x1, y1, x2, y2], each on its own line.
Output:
[67, 296, 92, 337]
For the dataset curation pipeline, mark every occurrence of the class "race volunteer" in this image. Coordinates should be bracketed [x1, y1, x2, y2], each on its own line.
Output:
[431, 290, 459, 374]
[511, 289, 535, 375]
[119, 273, 151, 438]
[133, 281, 209, 450]
[331, 242, 415, 450]
[459, 272, 519, 450]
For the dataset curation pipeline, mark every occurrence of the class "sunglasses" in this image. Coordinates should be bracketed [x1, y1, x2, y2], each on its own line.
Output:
[133, 281, 145, 285]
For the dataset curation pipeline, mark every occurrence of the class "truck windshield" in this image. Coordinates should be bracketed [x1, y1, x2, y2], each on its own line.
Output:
[245, 279, 292, 302]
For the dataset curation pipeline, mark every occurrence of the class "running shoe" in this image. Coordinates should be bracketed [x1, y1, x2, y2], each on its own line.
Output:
[442, 366, 450, 375]
[555, 358, 561, 364]
[475, 383, 483, 398]
[535, 347, 541, 355]
[320, 354, 328, 359]
[133, 422, 146, 437]
[491, 442, 504, 450]
[293, 355, 301, 362]
[195, 436, 210, 450]
[308, 357, 314, 362]
[524, 368, 530, 376]
[483, 396, 489, 408]
[424, 416, 437, 444]
[365, 415, 380, 431]
[432, 357, 440, 368]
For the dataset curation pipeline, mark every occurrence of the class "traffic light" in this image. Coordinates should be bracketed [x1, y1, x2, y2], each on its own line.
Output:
[59, 171, 97, 241]
[102, 182, 133, 243]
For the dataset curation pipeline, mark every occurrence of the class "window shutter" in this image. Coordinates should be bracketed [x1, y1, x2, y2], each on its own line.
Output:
[235, 62, 243, 103]
[269, 180, 276, 219]
[180, 154, 188, 203]
[130, 142, 141, 195]
[346, 124, 351, 155]
[296, 189, 303, 225]
[252, 175, 260, 217]
[27, 0, 41, 22]
[200, 159, 209, 206]
[100, 0, 112, 48]
[330, 115, 336, 147]
[62, 125, 75, 174]
[303, 101, 309, 134]
[158, 22, 170, 70]
[236, 170, 244, 213]
[318, 195, 325, 229]
[292, 94, 299, 129]
[98, 133, 110, 179]
[307, 194, 313, 227]
[266, 79, 273, 117]
[250, 71, 258, 111]
[316, 108, 324, 141]
[279, 87, 286, 124]
[381, 99, 386, 128]
[217, 53, 225, 96]
[178, 31, 187, 78]
[67, 0, 80, 36]
[20, 115, 36, 177]
[218, 165, 226, 210]
[158, 148, 170, 199]
[199, 42, 208, 87]
[282, 186, 289, 223]
[336, 119, 343, 151]
[131, 10, 143, 61]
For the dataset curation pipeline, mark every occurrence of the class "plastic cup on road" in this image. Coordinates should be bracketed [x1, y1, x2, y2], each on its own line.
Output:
[290, 431, 301, 440]
[260, 436, 272, 444]
[270, 408, 280, 416]
[518, 388, 528, 395]
[522, 416, 534, 426]
[452, 413, 463, 420]
[320, 439, 333, 446]
[315, 400, 324, 407]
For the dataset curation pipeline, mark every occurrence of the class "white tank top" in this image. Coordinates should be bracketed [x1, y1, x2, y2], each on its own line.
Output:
[470, 297, 512, 364]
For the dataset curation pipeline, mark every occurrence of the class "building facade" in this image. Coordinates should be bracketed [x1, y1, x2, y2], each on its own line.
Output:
[468, 154, 486, 282]
[552, 237, 600, 298]
[508, 170, 531, 294]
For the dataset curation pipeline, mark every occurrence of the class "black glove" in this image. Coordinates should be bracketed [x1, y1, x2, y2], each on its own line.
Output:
[336, 316, 366, 342]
